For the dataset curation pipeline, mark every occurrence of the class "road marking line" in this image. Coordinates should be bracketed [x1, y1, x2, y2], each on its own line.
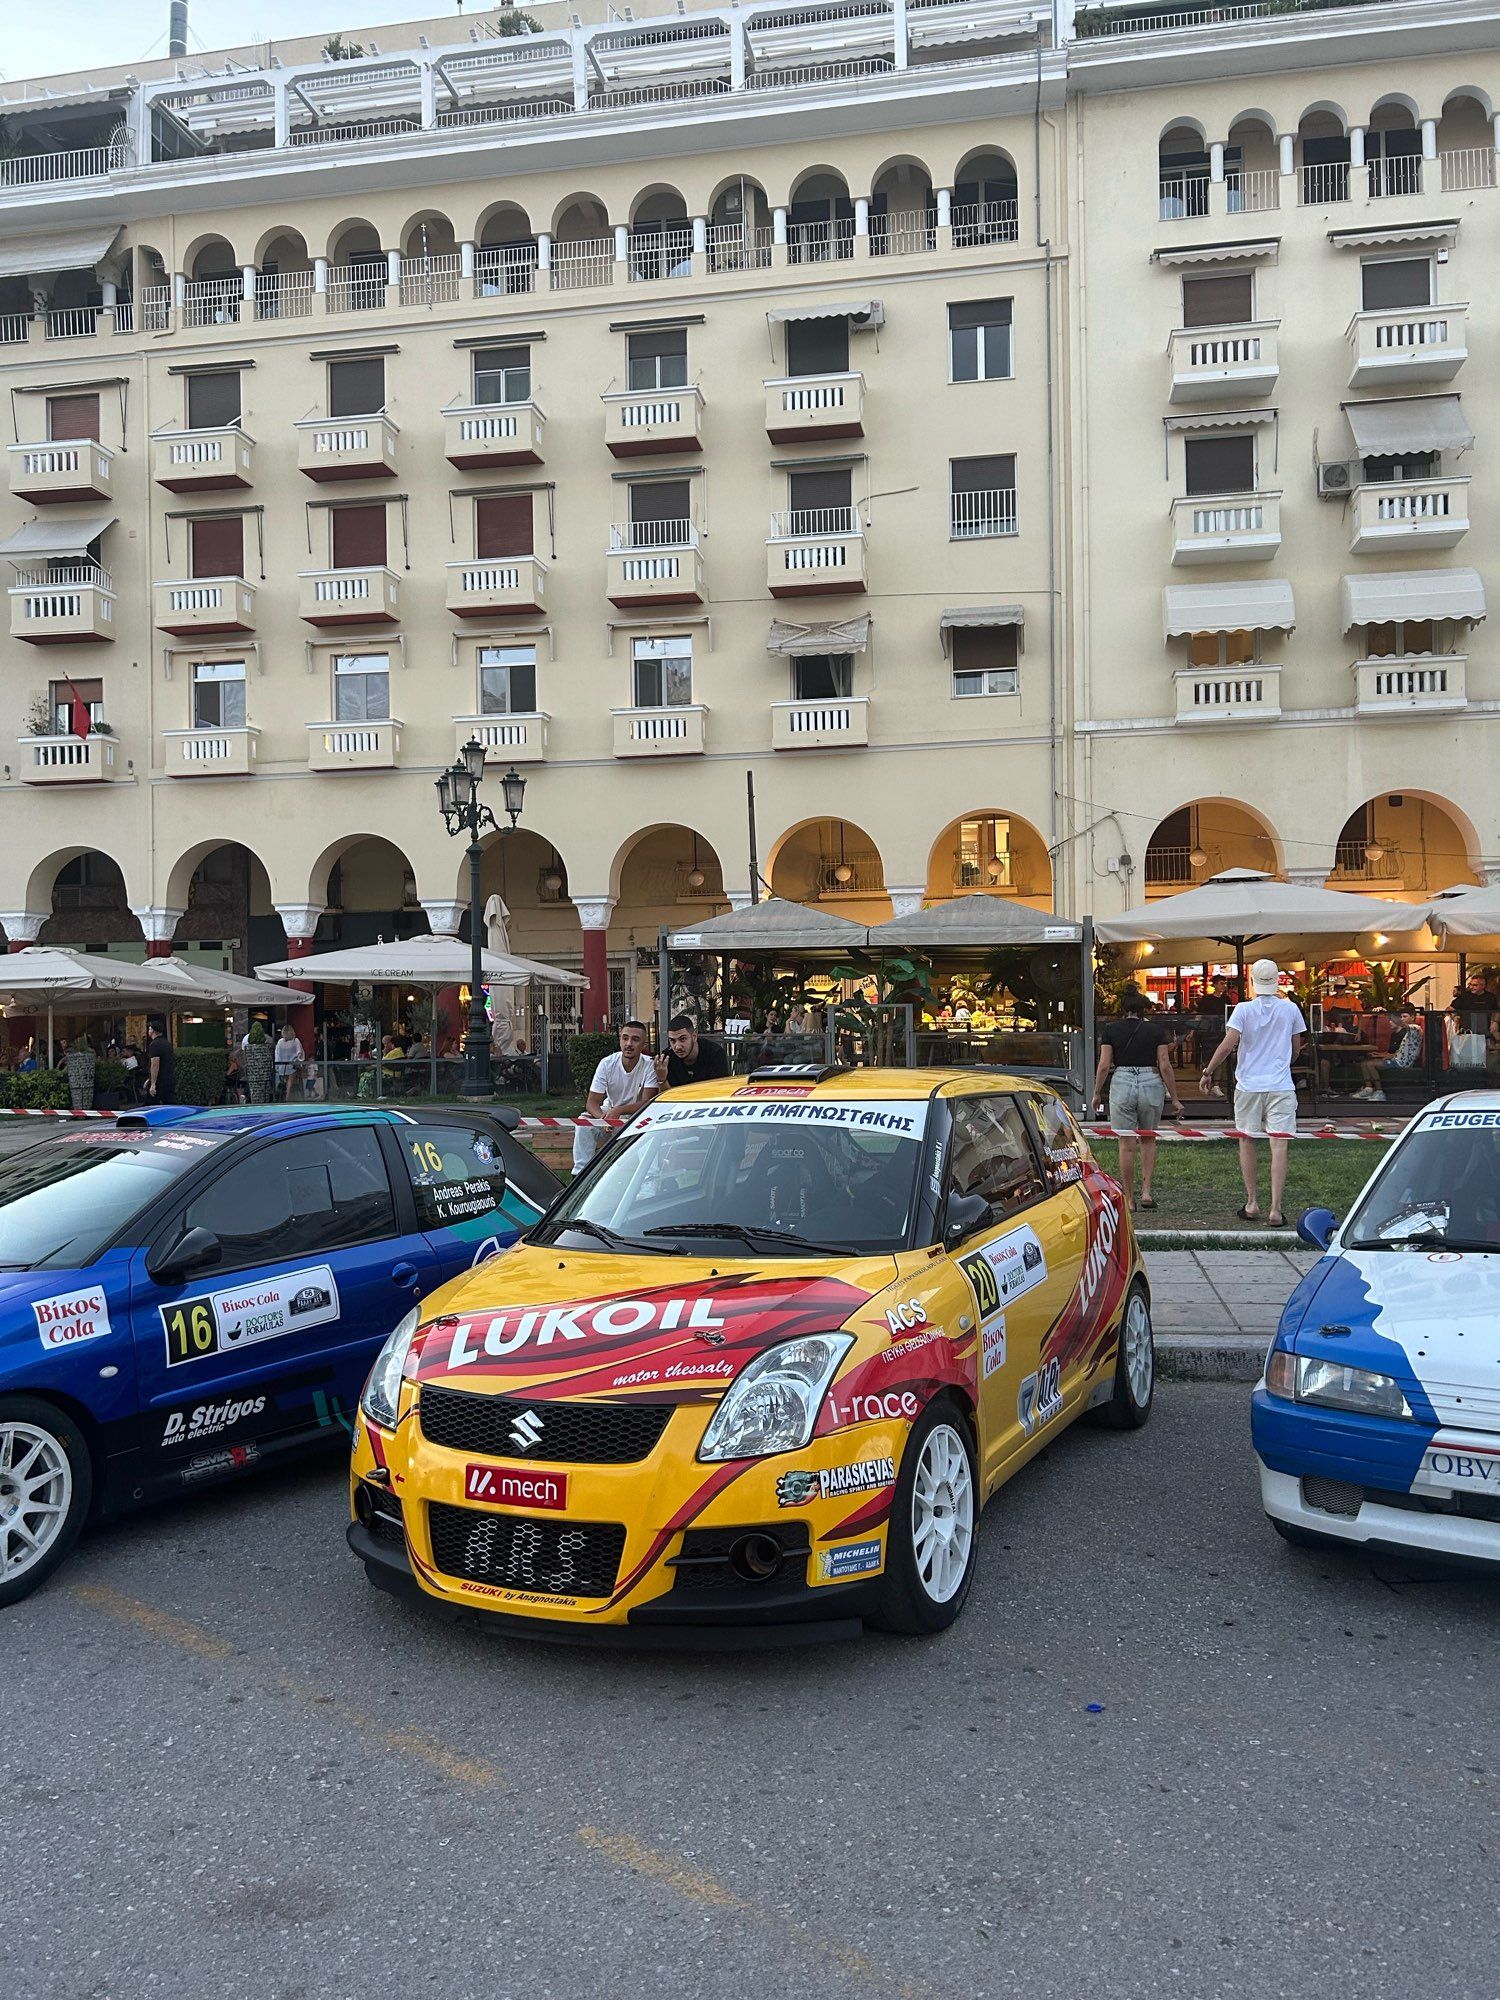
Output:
[578, 1827, 749, 1909]
[73, 1583, 234, 1660]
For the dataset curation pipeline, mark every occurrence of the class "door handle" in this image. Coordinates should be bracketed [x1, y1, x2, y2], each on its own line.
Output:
[391, 1260, 420, 1288]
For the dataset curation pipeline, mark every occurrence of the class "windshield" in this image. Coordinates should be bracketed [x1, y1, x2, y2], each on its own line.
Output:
[538, 1096, 929, 1256]
[1346, 1112, 1500, 1251]
[0, 1129, 229, 1269]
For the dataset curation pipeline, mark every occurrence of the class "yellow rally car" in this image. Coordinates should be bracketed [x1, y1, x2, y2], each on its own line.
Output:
[347, 1066, 1152, 1644]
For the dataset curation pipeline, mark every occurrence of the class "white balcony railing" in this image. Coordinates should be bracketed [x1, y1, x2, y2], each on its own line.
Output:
[445, 556, 546, 614]
[326, 262, 389, 313]
[950, 199, 1018, 246]
[1348, 305, 1467, 387]
[452, 712, 549, 763]
[1226, 167, 1279, 213]
[551, 237, 614, 291]
[162, 727, 260, 777]
[1300, 161, 1351, 205]
[706, 222, 774, 271]
[950, 489, 1017, 539]
[1173, 665, 1282, 725]
[610, 518, 696, 550]
[612, 705, 707, 756]
[628, 227, 694, 282]
[9, 566, 116, 643]
[153, 578, 258, 631]
[1352, 655, 1467, 716]
[19, 733, 119, 783]
[604, 386, 703, 454]
[46, 308, 103, 340]
[398, 253, 463, 306]
[1159, 172, 1210, 221]
[298, 568, 401, 623]
[1440, 147, 1497, 192]
[306, 719, 404, 770]
[295, 413, 399, 478]
[770, 507, 860, 539]
[0, 315, 28, 346]
[474, 243, 540, 294]
[1367, 154, 1423, 199]
[1171, 491, 1282, 564]
[255, 270, 315, 320]
[1349, 477, 1469, 553]
[181, 277, 245, 327]
[771, 696, 870, 749]
[0, 143, 130, 187]
[1168, 321, 1280, 401]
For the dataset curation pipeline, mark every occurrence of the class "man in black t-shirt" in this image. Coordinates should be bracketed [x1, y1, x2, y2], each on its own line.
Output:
[145, 1017, 176, 1105]
[657, 1014, 730, 1090]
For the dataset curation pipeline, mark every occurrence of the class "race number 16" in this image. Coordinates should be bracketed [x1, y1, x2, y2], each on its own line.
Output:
[162, 1298, 217, 1366]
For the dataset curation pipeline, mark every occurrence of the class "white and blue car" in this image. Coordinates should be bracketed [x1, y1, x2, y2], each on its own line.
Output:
[1254, 1091, 1500, 1566]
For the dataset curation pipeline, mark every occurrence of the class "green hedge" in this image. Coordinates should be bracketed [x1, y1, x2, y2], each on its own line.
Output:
[567, 1032, 622, 1093]
[0, 1071, 70, 1110]
[173, 1047, 228, 1107]
[95, 1059, 129, 1094]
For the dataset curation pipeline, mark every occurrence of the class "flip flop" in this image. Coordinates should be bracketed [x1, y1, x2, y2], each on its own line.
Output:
[1139, 1196, 1158, 1210]
[1266, 1212, 1286, 1227]
[1236, 1204, 1261, 1221]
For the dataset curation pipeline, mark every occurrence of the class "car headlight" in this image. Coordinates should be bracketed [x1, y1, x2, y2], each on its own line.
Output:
[1266, 1349, 1412, 1422]
[361, 1307, 422, 1430]
[698, 1333, 854, 1463]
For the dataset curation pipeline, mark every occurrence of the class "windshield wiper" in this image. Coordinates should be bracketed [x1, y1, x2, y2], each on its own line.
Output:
[643, 1221, 846, 1256]
[540, 1216, 672, 1254]
[1359, 1230, 1496, 1253]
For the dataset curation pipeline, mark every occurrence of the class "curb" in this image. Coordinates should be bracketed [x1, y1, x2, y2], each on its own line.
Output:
[1157, 1334, 1265, 1384]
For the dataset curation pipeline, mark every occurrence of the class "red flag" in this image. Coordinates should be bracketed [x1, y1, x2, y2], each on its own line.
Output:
[64, 679, 91, 740]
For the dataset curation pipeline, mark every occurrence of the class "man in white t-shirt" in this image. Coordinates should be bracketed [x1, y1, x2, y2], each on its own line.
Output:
[1199, 959, 1306, 1226]
[573, 1019, 658, 1174]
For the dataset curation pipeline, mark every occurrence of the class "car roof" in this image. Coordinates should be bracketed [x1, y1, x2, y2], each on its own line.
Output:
[115, 1103, 520, 1139]
[1415, 1088, 1500, 1116]
[659, 1067, 1049, 1106]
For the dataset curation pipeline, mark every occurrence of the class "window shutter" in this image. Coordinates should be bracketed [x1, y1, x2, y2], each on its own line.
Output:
[47, 394, 101, 442]
[1183, 434, 1255, 496]
[948, 298, 1012, 331]
[475, 495, 533, 559]
[327, 357, 386, 418]
[189, 515, 244, 578]
[1181, 273, 1253, 328]
[1361, 258, 1431, 311]
[331, 504, 388, 568]
[186, 371, 242, 429]
[629, 478, 691, 525]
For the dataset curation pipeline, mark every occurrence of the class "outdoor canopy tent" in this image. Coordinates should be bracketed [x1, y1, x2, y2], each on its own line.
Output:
[866, 895, 1081, 949]
[666, 897, 867, 956]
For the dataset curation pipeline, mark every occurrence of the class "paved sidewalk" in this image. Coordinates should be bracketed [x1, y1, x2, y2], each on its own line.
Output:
[1142, 1247, 1318, 1382]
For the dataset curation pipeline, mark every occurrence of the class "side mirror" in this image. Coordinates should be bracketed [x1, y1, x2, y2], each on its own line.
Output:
[1297, 1206, 1338, 1252]
[944, 1192, 991, 1247]
[149, 1224, 223, 1285]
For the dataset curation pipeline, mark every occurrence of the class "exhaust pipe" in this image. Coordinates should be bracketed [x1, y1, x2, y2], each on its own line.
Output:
[169, 0, 188, 58]
[729, 1532, 783, 1583]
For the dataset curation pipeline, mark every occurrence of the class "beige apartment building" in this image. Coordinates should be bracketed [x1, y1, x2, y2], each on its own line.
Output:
[0, 0, 1494, 1024]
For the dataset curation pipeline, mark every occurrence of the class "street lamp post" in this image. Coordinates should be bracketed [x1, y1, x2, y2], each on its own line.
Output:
[436, 741, 526, 1098]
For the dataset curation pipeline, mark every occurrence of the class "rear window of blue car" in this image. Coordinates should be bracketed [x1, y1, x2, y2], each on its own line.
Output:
[0, 1130, 229, 1269]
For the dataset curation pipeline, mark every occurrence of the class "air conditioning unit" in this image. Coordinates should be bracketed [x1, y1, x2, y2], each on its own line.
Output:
[1317, 460, 1355, 498]
[850, 302, 885, 332]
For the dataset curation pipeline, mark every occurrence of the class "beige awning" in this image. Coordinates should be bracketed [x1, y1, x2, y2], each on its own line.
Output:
[0, 224, 120, 281]
[1329, 220, 1459, 250]
[1163, 407, 1275, 432]
[1152, 238, 1279, 267]
[767, 614, 870, 657]
[1344, 395, 1473, 456]
[766, 300, 880, 325]
[940, 604, 1025, 654]
[0, 514, 115, 562]
[1339, 568, 1486, 632]
[1163, 579, 1295, 638]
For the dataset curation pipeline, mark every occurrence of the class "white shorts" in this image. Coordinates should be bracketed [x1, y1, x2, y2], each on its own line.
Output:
[1108, 1069, 1164, 1137]
[1235, 1088, 1297, 1138]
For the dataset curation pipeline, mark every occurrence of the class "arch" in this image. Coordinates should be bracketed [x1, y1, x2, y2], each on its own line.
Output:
[768, 816, 889, 916]
[182, 232, 239, 280]
[1442, 83, 1494, 120]
[1226, 106, 1277, 139]
[166, 841, 280, 970]
[1298, 100, 1348, 135]
[789, 163, 851, 203]
[871, 154, 935, 254]
[924, 811, 1053, 907]
[306, 833, 419, 916]
[706, 169, 768, 215]
[1157, 116, 1207, 148]
[161, 838, 277, 920]
[1367, 91, 1421, 128]
[870, 150, 933, 188]
[476, 199, 534, 245]
[24, 844, 143, 923]
[1142, 799, 1282, 894]
[629, 181, 689, 225]
[326, 217, 384, 262]
[253, 223, 312, 269]
[607, 822, 727, 907]
[1326, 791, 1480, 896]
[551, 190, 610, 237]
[399, 208, 458, 258]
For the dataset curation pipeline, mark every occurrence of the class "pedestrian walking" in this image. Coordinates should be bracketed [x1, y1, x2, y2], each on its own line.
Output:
[274, 1025, 305, 1099]
[573, 1019, 658, 1174]
[144, 1017, 176, 1105]
[1199, 958, 1306, 1226]
[1091, 989, 1181, 1211]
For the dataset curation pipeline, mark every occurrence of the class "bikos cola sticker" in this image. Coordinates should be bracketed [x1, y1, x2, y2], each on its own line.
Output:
[160, 1264, 340, 1368]
[34, 1285, 113, 1351]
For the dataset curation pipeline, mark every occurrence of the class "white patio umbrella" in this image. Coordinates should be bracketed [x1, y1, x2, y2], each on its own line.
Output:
[151, 957, 302, 1011]
[0, 947, 213, 1065]
[483, 894, 518, 1053]
[1427, 884, 1500, 945]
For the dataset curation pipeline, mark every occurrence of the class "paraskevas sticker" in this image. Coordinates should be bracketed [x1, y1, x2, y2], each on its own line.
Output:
[776, 1457, 895, 1507]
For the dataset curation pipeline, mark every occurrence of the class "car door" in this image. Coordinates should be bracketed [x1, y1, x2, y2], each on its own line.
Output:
[387, 1115, 556, 1278]
[942, 1092, 1080, 1489]
[1019, 1090, 1094, 1400]
[130, 1123, 438, 1488]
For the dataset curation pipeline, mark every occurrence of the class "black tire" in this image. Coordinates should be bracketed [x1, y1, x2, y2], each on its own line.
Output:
[0, 1395, 93, 1609]
[1271, 1518, 1342, 1552]
[1094, 1282, 1155, 1430]
[868, 1397, 979, 1636]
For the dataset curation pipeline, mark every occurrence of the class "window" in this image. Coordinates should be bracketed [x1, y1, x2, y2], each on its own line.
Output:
[49, 677, 103, 735]
[1183, 433, 1255, 496]
[955, 814, 1012, 890]
[186, 370, 241, 429]
[949, 298, 1013, 382]
[330, 503, 387, 568]
[192, 659, 247, 730]
[952, 625, 1019, 698]
[1188, 630, 1256, 667]
[181, 1127, 395, 1270]
[400, 1122, 513, 1233]
[327, 356, 385, 418]
[1181, 272, 1253, 328]
[631, 634, 692, 709]
[1360, 452, 1438, 485]
[787, 467, 852, 533]
[627, 478, 692, 545]
[1026, 1092, 1086, 1193]
[46, 394, 100, 443]
[785, 315, 848, 377]
[945, 1094, 1045, 1229]
[188, 515, 244, 580]
[1363, 619, 1437, 658]
[472, 344, 531, 405]
[627, 327, 688, 392]
[1361, 257, 1432, 312]
[334, 652, 391, 723]
[792, 654, 852, 701]
[950, 455, 1017, 538]
[478, 644, 538, 715]
[474, 494, 533, 559]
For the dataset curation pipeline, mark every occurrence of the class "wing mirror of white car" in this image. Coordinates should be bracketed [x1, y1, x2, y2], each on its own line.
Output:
[1297, 1207, 1338, 1252]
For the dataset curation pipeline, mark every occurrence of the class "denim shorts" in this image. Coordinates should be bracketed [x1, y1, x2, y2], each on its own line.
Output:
[1109, 1069, 1164, 1137]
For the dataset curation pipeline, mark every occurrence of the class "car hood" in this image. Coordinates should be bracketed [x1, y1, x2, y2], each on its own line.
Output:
[1295, 1246, 1500, 1430]
[408, 1244, 902, 1403]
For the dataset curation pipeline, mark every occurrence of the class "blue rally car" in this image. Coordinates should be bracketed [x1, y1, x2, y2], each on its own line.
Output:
[1254, 1091, 1500, 1567]
[0, 1103, 558, 1606]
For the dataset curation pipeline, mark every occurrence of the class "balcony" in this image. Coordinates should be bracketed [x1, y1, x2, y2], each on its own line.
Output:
[17, 733, 121, 784]
[1167, 323, 1280, 404]
[764, 373, 864, 444]
[1170, 492, 1282, 565]
[306, 719, 403, 772]
[298, 567, 400, 626]
[950, 489, 1017, 541]
[1347, 478, 1469, 554]
[162, 727, 260, 778]
[8, 566, 115, 645]
[604, 386, 704, 457]
[295, 414, 399, 482]
[1172, 665, 1282, 725]
[771, 696, 870, 750]
[8, 439, 112, 504]
[153, 577, 257, 636]
[1347, 305, 1468, 390]
[767, 510, 867, 598]
[452, 712, 549, 764]
[612, 705, 707, 758]
[1352, 654, 1467, 718]
[606, 523, 703, 607]
[445, 557, 546, 618]
[443, 401, 545, 469]
[151, 427, 255, 493]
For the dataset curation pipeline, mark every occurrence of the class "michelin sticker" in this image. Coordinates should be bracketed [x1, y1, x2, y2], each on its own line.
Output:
[959, 1225, 1048, 1335]
[818, 1538, 883, 1581]
[34, 1285, 113, 1351]
[160, 1264, 340, 1368]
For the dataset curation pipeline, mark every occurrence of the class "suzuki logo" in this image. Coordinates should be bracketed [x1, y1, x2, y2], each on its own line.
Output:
[508, 1408, 544, 1453]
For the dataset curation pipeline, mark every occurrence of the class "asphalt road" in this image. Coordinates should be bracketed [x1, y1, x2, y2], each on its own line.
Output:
[5, 1383, 1494, 2000]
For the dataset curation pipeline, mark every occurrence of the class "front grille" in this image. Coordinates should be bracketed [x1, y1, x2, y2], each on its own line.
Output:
[428, 1501, 626, 1597]
[370, 1495, 406, 1547]
[419, 1384, 674, 1464]
[1315, 1483, 1500, 1527]
[668, 1524, 809, 1595]
[1303, 1476, 1363, 1518]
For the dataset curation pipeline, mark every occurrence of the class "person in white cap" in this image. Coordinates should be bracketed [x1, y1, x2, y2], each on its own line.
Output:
[1198, 959, 1306, 1226]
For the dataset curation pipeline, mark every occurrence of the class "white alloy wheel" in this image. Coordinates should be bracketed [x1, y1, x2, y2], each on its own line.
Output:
[910, 1421, 975, 1604]
[0, 1420, 74, 1585]
[1124, 1291, 1154, 1408]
